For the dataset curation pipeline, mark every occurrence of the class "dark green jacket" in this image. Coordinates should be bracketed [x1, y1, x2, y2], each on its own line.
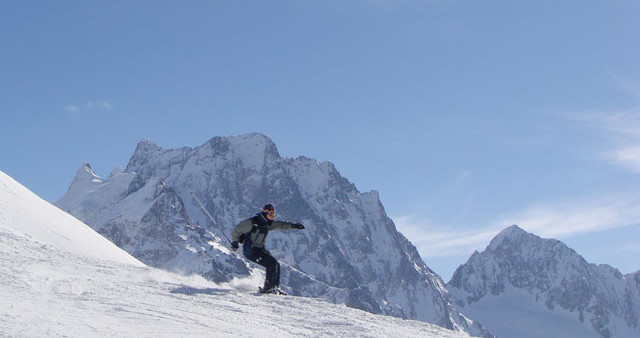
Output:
[231, 213, 296, 256]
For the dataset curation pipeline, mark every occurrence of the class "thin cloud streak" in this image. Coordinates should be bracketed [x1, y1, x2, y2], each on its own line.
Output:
[87, 100, 113, 111]
[64, 100, 114, 118]
[499, 195, 640, 239]
[64, 104, 80, 118]
[394, 194, 640, 260]
[564, 83, 640, 173]
[615, 242, 640, 254]
[394, 215, 500, 258]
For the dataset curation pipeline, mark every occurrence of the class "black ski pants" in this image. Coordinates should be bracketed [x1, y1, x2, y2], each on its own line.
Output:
[247, 248, 280, 290]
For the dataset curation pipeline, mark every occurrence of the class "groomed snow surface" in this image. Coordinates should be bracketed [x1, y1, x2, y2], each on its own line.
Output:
[0, 171, 470, 338]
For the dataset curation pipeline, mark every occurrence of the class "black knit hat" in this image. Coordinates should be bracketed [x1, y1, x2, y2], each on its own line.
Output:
[262, 203, 275, 212]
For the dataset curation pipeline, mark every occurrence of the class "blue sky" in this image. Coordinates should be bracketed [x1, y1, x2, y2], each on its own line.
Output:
[2, 0, 639, 280]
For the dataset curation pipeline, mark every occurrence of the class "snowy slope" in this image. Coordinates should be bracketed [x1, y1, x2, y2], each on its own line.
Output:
[447, 225, 640, 338]
[0, 170, 143, 267]
[0, 170, 471, 338]
[56, 133, 492, 336]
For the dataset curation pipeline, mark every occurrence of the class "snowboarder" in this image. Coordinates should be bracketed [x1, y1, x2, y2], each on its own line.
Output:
[231, 204, 305, 294]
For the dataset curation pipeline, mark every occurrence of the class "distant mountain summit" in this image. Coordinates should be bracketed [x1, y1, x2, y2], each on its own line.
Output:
[56, 133, 491, 337]
[447, 225, 640, 338]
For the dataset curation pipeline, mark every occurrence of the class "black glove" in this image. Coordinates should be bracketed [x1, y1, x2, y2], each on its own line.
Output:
[231, 241, 239, 251]
[293, 223, 305, 229]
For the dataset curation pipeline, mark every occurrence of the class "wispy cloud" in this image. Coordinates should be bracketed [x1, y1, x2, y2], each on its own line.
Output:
[393, 215, 501, 258]
[498, 194, 640, 239]
[87, 100, 113, 111]
[64, 104, 81, 118]
[64, 100, 114, 118]
[564, 82, 640, 173]
[576, 110, 640, 173]
[616, 242, 640, 254]
[393, 194, 640, 260]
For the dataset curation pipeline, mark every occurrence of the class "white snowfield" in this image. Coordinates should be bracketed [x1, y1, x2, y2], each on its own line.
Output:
[0, 171, 144, 267]
[0, 171, 470, 338]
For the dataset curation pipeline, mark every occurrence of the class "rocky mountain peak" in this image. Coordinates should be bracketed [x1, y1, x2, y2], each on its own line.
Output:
[131, 138, 161, 161]
[447, 226, 640, 338]
[56, 163, 104, 207]
[125, 139, 163, 176]
[487, 224, 528, 250]
[77, 162, 101, 181]
[225, 133, 281, 170]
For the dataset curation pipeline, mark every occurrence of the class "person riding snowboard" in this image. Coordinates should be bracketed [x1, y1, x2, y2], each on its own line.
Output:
[231, 204, 305, 294]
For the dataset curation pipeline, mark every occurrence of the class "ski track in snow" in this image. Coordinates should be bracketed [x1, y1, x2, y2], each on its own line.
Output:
[0, 226, 469, 338]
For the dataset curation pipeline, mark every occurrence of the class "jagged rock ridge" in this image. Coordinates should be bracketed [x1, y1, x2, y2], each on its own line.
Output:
[447, 225, 640, 338]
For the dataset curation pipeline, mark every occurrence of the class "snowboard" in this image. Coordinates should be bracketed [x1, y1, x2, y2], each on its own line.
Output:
[257, 286, 287, 295]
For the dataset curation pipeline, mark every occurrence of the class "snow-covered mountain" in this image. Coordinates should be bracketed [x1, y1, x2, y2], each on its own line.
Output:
[0, 169, 473, 338]
[447, 225, 640, 338]
[55, 133, 491, 337]
[56, 162, 252, 283]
